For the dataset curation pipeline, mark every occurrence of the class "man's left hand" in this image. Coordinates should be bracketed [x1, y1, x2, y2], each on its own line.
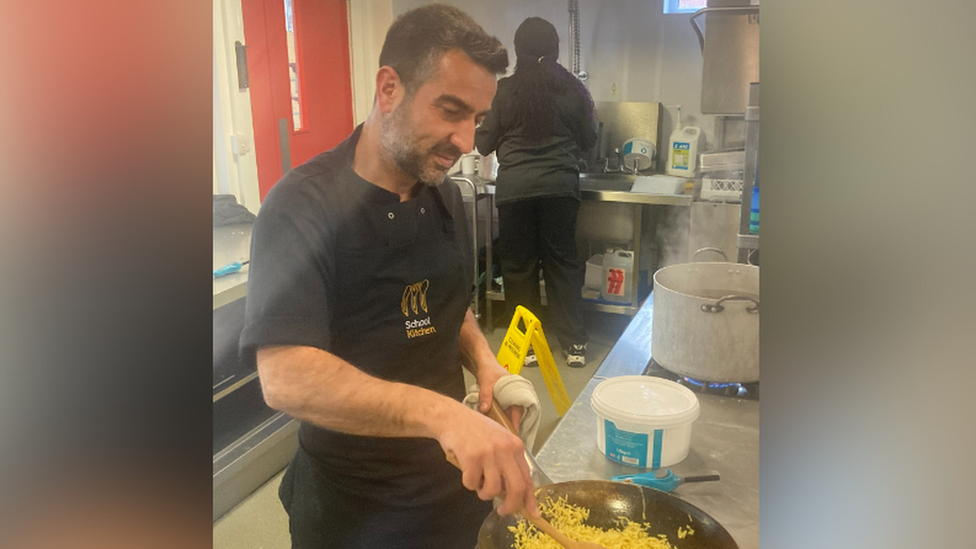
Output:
[475, 361, 522, 433]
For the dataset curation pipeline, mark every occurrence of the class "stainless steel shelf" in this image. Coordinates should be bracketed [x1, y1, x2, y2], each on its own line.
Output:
[582, 301, 639, 315]
[487, 287, 638, 316]
[485, 289, 505, 302]
[213, 371, 259, 403]
[580, 189, 692, 206]
[213, 411, 299, 521]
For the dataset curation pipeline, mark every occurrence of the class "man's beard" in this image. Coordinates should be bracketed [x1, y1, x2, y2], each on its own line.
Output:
[381, 102, 462, 186]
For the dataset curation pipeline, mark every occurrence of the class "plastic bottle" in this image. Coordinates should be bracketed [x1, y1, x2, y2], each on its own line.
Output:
[666, 105, 702, 178]
[602, 249, 635, 304]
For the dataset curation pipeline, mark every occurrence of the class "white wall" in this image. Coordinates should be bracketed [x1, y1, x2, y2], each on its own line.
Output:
[389, 0, 721, 155]
[213, 0, 261, 213]
[348, 1, 393, 125]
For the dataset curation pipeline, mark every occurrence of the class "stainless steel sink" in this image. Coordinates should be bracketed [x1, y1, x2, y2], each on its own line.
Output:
[579, 172, 636, 191]
[577, 173, 637, 242]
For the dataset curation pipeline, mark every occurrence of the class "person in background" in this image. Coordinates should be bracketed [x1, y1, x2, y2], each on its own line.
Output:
[475, 16, 597, 368]
[240, 6, 539, 548]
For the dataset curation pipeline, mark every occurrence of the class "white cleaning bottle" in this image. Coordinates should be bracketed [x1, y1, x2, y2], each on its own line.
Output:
[601, 248, 635, 304]
[666, 105, 702, 178]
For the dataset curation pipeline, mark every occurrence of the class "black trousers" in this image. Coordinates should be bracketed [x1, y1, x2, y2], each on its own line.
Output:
[497, 196, 586, 349]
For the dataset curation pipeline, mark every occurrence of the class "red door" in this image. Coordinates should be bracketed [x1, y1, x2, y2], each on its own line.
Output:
[242, 0, 354, 200]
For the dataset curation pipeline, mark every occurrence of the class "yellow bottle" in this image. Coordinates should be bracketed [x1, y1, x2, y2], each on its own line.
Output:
[666, 106, 702, 178]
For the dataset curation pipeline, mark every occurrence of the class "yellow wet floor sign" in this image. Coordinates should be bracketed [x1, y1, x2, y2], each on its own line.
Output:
[495, 306, 572, 416]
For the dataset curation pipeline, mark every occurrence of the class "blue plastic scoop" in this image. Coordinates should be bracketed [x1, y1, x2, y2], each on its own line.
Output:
[214, 260, 249, 278]
[610, 469, 720, 493]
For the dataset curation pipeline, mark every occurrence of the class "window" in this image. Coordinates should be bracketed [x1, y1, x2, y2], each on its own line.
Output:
[284, 0, 304, 131]
[664, 0, 707, 14]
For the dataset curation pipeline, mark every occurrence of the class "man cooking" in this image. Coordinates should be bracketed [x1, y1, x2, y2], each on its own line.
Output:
[240, 5, 539, 549]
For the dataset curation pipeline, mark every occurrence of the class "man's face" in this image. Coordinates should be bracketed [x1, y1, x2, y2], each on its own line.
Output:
[381, 49, 497, 186]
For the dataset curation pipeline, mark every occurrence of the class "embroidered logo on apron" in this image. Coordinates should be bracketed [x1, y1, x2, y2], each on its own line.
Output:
[402, 279, 437, 339]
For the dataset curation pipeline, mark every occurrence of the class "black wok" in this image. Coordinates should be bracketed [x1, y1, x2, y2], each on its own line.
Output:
[477, 480, 738, 549]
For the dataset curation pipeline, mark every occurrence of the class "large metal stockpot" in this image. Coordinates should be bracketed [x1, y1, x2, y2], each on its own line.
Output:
[652, 262, 759, 383]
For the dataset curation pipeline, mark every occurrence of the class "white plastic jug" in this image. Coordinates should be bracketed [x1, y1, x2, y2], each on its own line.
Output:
[665, 105, 702, 177]
[602, 249, 635, 304]
[667, 126, 702, 177]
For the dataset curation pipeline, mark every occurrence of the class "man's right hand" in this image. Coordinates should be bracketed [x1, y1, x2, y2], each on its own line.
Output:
[437, 407, 539, 517]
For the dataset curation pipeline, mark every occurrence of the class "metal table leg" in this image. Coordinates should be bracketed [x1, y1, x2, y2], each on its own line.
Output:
[450, 176, 481, 320]
[485, 191, 495, 332]
[632, 203, 642, 311]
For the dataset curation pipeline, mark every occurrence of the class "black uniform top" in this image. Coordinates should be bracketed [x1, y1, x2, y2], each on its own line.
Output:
[475, 75, 598, 205]
[240, 125, 489, 549]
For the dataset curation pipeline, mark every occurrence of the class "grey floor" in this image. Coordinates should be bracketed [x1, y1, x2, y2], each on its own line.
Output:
[213, 309, 630, 549]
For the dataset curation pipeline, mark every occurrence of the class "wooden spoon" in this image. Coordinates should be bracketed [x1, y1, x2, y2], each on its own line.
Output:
[520, 511, 609, 549]
[445, 400, 609, 549]
[444, 450, 606, 549]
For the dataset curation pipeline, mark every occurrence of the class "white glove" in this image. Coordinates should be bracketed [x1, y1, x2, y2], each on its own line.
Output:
[463, 375, 542, 451]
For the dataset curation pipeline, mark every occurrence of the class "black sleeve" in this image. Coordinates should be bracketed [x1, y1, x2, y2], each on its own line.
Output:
[578, 106, 598, 153]
[474, 80, 506, 155]
[239, 177, 336, 369]
[573, 87, 598, 153]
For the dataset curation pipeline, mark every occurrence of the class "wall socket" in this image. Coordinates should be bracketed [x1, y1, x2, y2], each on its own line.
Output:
[230, 134, 251, 155]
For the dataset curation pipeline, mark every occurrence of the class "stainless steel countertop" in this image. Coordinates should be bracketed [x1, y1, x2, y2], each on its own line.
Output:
[579, 189, 691, 206]
[580, 172, 691, 206]
[213, 223, 252, 309]
[479, 180, 692, 206]
[534, 294, 759, 549]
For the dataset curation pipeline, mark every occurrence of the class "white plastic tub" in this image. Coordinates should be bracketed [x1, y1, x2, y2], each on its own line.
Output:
[590, 376, 700, 468]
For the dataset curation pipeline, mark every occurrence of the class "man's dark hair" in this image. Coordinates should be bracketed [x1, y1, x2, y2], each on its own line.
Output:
[379, 4, 508, 93]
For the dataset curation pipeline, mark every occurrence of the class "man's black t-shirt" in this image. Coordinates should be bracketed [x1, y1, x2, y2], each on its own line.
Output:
[239, 125, 489, 549]
[240, 125, 473, 372]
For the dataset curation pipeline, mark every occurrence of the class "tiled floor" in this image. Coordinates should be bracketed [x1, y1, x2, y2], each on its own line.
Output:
[213, 310, 630, 549]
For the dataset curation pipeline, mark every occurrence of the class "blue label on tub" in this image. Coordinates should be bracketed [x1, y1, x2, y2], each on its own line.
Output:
[652, 429, 663, 468]
[604, 420, 665, 468]
[605, 419, 649, 467]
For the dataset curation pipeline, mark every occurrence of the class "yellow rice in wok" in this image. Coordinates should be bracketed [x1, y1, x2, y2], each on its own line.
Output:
[509, 496, 693, 549]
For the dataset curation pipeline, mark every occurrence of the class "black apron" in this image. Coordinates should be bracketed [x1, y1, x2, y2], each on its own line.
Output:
[279, 181, 491, 549]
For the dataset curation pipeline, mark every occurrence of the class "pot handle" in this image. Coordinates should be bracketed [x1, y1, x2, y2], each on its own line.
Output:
[701, 294, 759, 314]
[693, 247, 729, 262]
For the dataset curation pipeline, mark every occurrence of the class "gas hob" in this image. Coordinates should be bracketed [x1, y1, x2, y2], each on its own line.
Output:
[642, 358, 759, 401]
